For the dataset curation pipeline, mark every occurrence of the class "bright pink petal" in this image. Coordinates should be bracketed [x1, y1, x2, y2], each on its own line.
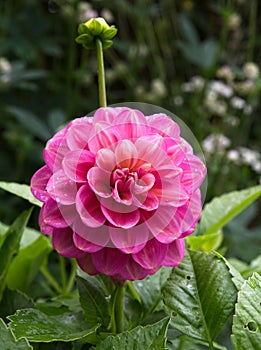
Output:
[96, 148, 116, 171]
[93, 107, 129, 124]
[134, 173, 155, 194]
[30, 165, 52, 202]
[147, 113, 180, 138]
[101, 198, 140, 228]
[87, 167, 112, 198]
[115, 140, 138, 169]
[73, 232, 104, 253]
[52, 227, 85, 258]
[92, 248, 129, 276]
[76, 184, 106, 227]
[115, 109, 147, 140]
[63, 150, 95, 183]
[73, 217, 109, 247]
[66, 117, 93, 150]
[119, 257, 156, 281]
[46, 170, 77, 205]
[135, 135, 168, 168]
[109, 224, 148, 253]
[153, 176, 189, 206]
[162, 239, 185, 266]
[77, 254, 100, 275]
[133, 192, 159, 211]
[41, 199, 76, 228]
[133, 238, 168, 269]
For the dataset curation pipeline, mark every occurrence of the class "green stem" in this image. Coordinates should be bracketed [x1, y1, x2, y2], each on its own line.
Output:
[126, 281, 142, 304]
[65, 259, 78, 293]
[40, 265, 62, 294]
[59, 255, 67, 292]
[114, 283, 125, 333]
[96, 38, 107, 107]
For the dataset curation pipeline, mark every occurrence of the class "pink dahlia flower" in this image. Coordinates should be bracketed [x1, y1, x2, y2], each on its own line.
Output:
[31, 107, 206, 281]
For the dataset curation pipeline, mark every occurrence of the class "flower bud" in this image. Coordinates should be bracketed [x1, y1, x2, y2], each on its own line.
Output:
[75, 17, 117, 49]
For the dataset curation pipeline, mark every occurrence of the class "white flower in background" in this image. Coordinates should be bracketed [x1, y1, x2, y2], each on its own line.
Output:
[173, 95, 184, 106]
[78, 2, 98, 22]
[205, 96, 227, 116]
[243, 105, 253, 115]
[101, 8, 114, 23]
[243, 62, 260, 80]
[181, 82, 194, 92]
[239, 147, 260, 165]
[252, 161, 261, 174]
[217, 65, 234, 81]
[209, 80, 233, 98]
[202, 134, 231, 154]
[227, 149, 240, 163]
[230, 96, 245, 109]
[228, 13, 241, 30]
[0, 57, 11, 73]
[151, 78, 167, 98]
[191, 76, 205, 90]
[226, 115, 240, 126]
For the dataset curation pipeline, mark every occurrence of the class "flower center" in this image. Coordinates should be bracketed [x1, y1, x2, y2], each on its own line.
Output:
[110, 167, 137, 205]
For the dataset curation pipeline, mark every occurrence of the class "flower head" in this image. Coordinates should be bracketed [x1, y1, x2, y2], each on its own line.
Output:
[31, 107, 206, 281]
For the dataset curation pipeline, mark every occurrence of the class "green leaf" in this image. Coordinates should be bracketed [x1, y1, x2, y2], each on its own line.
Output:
[186, 230, 223, 252]
[77, 275, 111, 328]
[8, 308, 99, 343]
[198, 185, 261, 235]
[231, 273, 261, 350]
[6, 235, 52, 292]
[0, 209, 33, 301]
[168, 336, 228, 350]
[95, 318, 170, 350]
[0, 318, 32, 350]
[0, 182, 42, 207]
[0, 288, 34, 320]
[162, 250, 237, 345]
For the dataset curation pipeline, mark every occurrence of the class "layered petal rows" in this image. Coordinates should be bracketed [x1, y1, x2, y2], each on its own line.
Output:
[31, 107, 206, 281]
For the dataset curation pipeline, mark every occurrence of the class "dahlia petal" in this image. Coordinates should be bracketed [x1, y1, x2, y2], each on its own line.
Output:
[109, 225, 148, 254]
[93, 107, 129, 124]
[116, 109, 147, 140]
[39, 209, 53, 235]
[43, 134, 69, 172]
[73, 232, 104, 253]
[134, 173, 155, 194]
[77, 254, 100, 275]
[63, 150, 95, 183]
[146, 113, 180, 138]
[52, 227, 85, 258]
[133, 192, 159, 211]
[96, 148, 116, 171]
[76, 184, 106, 227]
[30, 165, 52, 202]
[73, 217, 109, 247]
[152, 215, 182, 243]
[88, 122, 121, 153]
[101, 198, 140, 228]
[87, 167, 112, 198]
[135, 136, 167, 168]
[41, 198, 76, 228]
[115, 140, 138, 169]
[113, 179, 133, 205]
[46, 169, 77, 205]
[119, 257, 156, 281]
[154, 176, 189, 206]
[66, 117, 93, 150]
[180, 155, 207, 193]
[92, 248, 130, 276]
[133, 238, 168, 270]
[162, 239, 185, 267]
[177, 189, 202, 234]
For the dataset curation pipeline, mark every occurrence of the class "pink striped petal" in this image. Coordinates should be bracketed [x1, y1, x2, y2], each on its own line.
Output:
[87, 167, 112, 198]
[92, 248, 130, 276]
[93, 107, 129, 124]
[180, 155, 206, 193]
[88, 122, 121, 153]
[76, 184, 106, 227]
[116, 109, 147, 140]
[73, 232, 104, 253]
[115, 140, 138, 169]
[162, 239, 185, 266]
[63, 150, 95, 183]
[46, 170, 77, 205]
[101, 198, 140, 228]
[30, 165, 52, 202]
[96, 148, 116, 171]
[52, 227, 85, 258]
[77, 254, 100, 276]
[43, 136, 69, 172]
[133, 238, 168, 269]
[147, 113, 180, 138]
[66, 117, 93, 150]
[109, 224, 148, 253]
[133, 192, 159, 211]
[73, 217, 109, 247]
